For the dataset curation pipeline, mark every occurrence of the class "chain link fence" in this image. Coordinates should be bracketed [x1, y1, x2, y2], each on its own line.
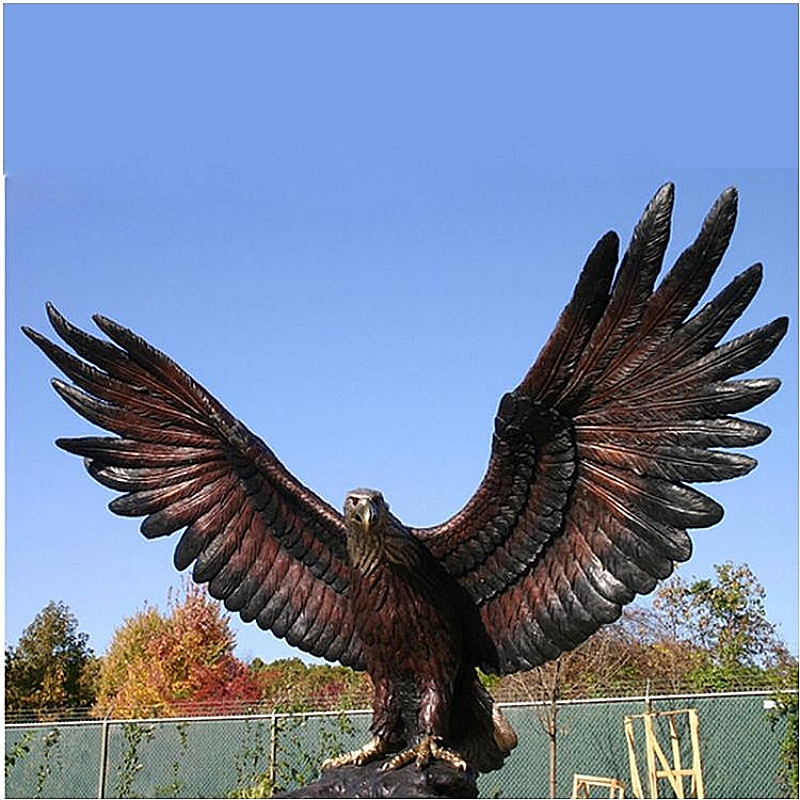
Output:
[6, 690, 795, 798]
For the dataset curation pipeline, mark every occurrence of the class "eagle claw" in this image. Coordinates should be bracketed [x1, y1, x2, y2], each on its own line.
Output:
[380, 735, 468, 772]
[322, 736, 388, 770]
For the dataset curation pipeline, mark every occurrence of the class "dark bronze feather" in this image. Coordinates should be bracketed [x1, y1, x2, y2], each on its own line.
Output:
[23, 305, 365, 670]
[24, 184, 786, 771]
[415, 185, 786, 674]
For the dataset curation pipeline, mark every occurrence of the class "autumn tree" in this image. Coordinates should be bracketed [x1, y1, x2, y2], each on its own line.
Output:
[250, 657, 372, 712]
[95, 583, 262, 718]
[5, 601, 98, 717]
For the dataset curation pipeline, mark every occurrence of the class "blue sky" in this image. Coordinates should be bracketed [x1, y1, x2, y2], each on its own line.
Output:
[6, 4, 798, 665]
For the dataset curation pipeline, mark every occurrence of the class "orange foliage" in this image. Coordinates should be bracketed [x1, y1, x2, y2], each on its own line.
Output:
[94, 584, 261, 718]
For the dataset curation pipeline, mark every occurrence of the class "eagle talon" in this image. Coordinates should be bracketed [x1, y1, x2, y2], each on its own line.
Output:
[322, 736, 387, 770]
[380, 735, 468, 772]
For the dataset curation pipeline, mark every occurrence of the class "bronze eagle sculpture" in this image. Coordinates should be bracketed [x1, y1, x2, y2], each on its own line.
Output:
[24, 184, 786, 774]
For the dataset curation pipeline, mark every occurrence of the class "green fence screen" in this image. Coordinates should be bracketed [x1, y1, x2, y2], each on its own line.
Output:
[5, 691, 794, 798]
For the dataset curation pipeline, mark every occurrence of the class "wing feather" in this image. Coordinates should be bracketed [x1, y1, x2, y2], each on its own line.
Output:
[417, 185, 786, 673]
[23, 306, 364, 669]
[551, 183, 675, 409]
[520, 231, 618, 401]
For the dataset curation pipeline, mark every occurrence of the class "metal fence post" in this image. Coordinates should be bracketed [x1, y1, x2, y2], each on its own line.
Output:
[97, 716, 111, 799]
[269, 712, 278, 789]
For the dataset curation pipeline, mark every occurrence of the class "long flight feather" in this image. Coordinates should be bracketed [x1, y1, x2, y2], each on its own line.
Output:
[556, 182, 675, 409]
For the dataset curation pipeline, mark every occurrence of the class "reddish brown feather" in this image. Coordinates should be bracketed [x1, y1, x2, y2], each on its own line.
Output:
[519, 231, 617, 401]
[24, 307, 365, 670]
[595, 188, 738, 393]
[421, 186, 784, 674]
[23, 184, 785, 684]
[588, 263, 765, 408]
[554, 183, 675, 410]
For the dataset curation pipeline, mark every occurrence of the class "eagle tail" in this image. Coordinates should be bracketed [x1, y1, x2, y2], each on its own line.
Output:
[451, 674, 517, 773]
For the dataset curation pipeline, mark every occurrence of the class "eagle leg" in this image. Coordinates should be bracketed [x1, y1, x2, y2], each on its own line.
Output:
[321, 736, 388, 770]
[380, 735, 468, 772]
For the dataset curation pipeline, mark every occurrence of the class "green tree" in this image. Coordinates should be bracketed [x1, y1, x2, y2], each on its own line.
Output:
[768, 675, 800, 799]
[653, 561, 792, 689]
[5, 601, 98, 716]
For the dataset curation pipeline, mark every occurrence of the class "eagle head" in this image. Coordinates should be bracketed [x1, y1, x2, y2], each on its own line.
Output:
[344, 488, 388, 533]
[343, 488, 403, 573]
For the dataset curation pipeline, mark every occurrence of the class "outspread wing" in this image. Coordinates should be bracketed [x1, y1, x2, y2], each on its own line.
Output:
[415, 184, 787, 674]
[23, 305, 365, 669]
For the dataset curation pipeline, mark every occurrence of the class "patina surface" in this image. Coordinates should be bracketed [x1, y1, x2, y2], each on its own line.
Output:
[24, 184, 786, 776]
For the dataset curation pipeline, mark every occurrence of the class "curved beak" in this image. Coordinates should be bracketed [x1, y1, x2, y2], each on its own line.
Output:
[352, 496, 377, 532]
